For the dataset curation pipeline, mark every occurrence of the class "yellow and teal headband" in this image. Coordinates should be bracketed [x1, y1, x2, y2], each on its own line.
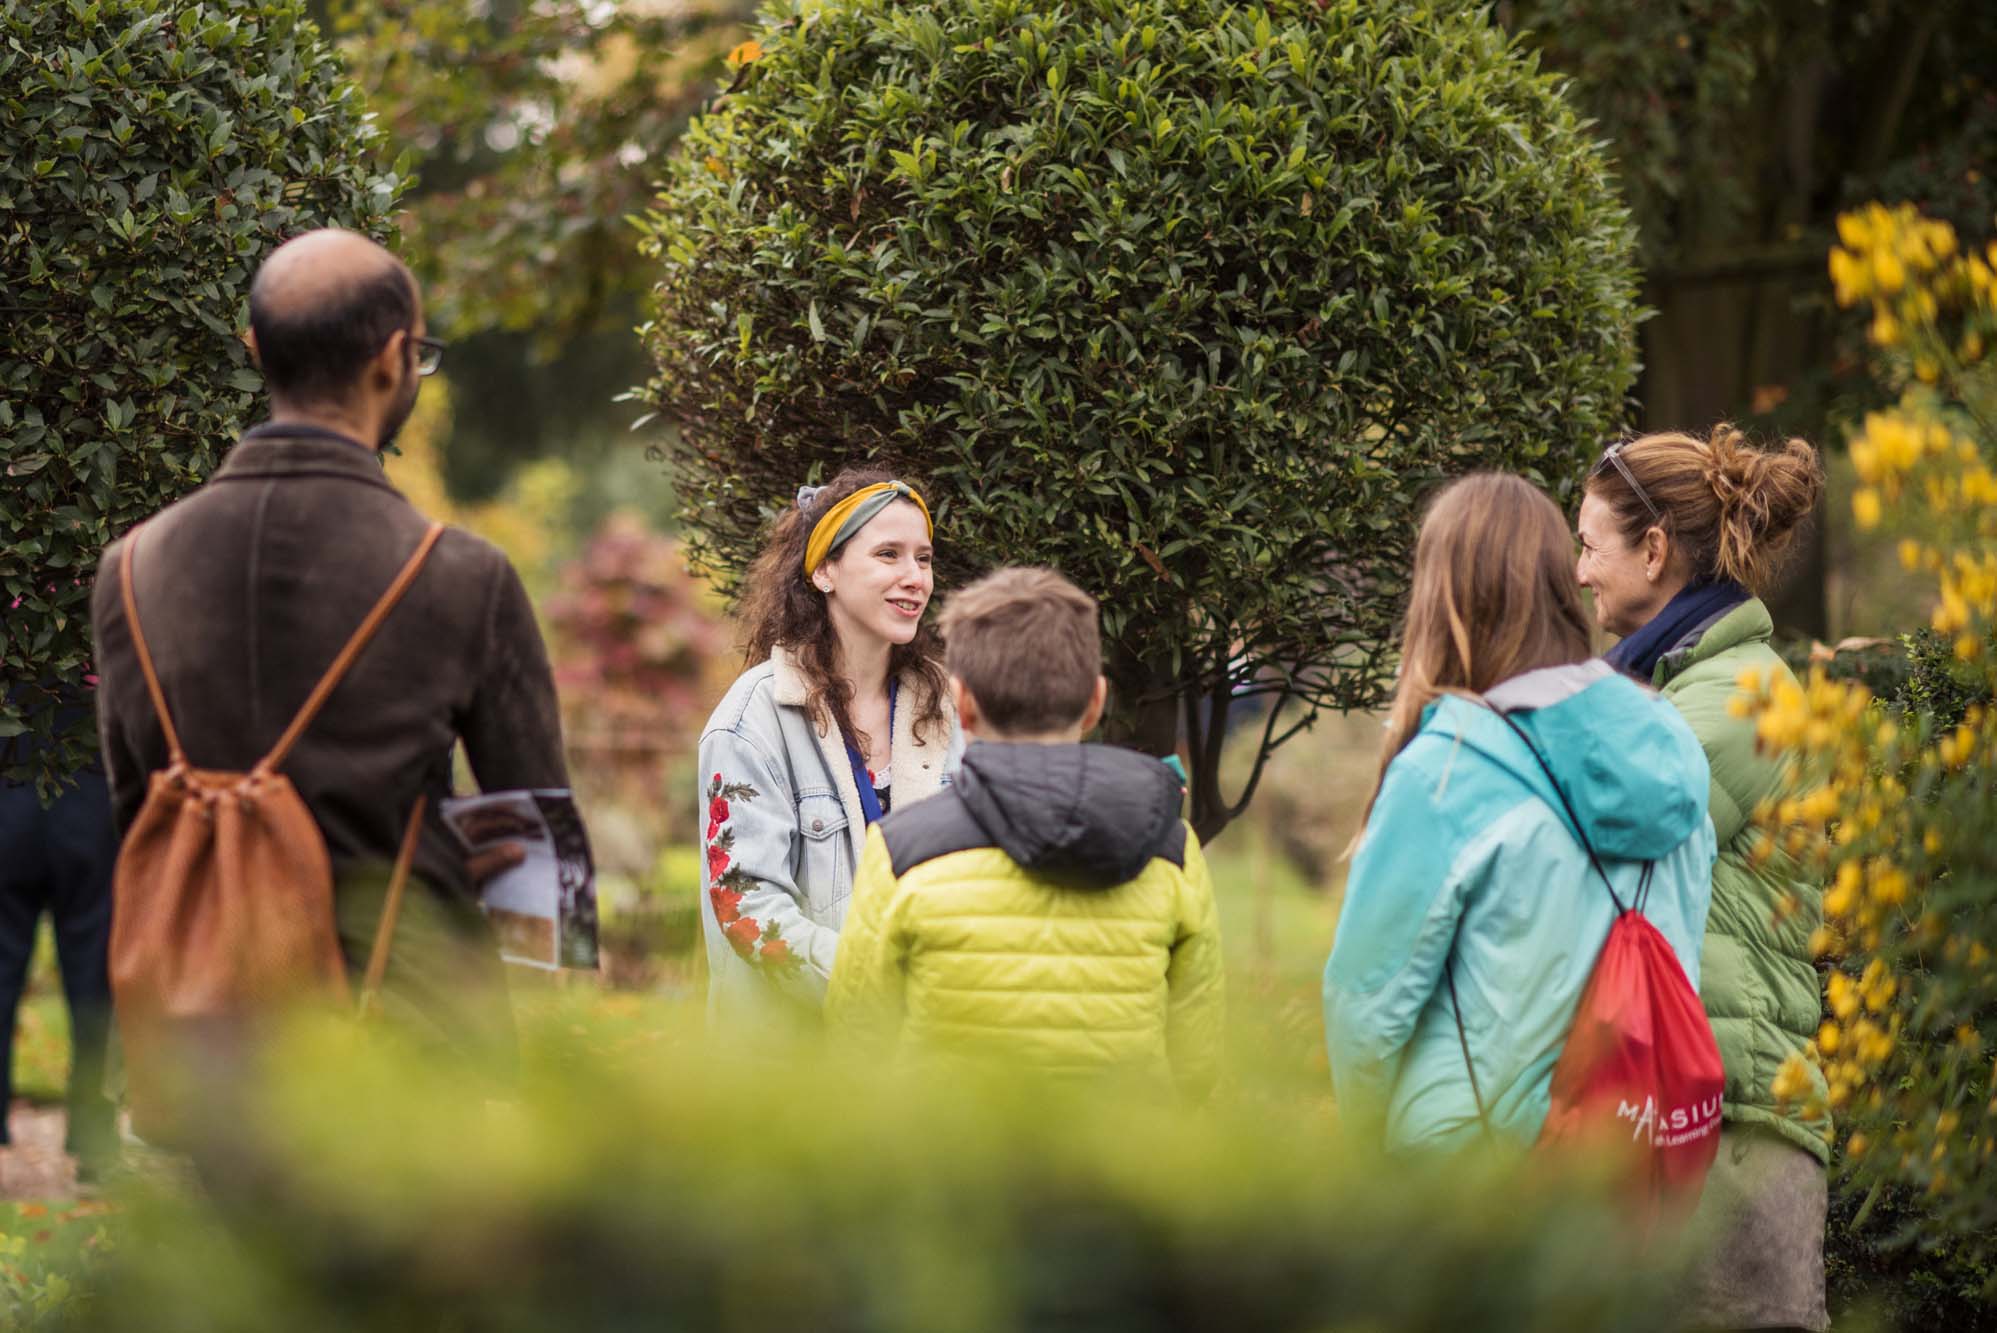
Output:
[800, 480, 933, 575]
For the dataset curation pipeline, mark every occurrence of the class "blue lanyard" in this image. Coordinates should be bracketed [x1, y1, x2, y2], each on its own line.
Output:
[842, 680, 897, 826]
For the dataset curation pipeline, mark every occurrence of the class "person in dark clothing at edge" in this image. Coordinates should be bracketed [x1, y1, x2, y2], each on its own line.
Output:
[0, 685, 119, 1178]
[90, 229, 567, 1069]
[827, 567, 1225, 1098]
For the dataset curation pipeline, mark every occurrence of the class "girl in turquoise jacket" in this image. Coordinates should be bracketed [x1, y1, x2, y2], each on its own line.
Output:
[1323, 474, 1717, 1152]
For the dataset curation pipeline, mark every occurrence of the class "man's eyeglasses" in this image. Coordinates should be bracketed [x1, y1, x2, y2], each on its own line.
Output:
[1591, 438, 1662, 526]
[413, 336, 447, 378]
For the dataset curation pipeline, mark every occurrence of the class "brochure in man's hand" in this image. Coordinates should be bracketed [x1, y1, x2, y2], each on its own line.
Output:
[440, 789, 599, 971]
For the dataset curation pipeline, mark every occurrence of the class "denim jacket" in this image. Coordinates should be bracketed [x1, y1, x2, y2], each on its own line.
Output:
[698, 646, 959, 1026]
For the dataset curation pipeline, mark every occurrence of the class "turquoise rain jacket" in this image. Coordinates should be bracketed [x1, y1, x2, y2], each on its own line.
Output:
[1323, 661, 1717, 1152]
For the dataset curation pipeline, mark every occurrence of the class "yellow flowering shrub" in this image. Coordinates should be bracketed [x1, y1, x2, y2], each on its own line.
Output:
[1740, 204, 1997, 1257]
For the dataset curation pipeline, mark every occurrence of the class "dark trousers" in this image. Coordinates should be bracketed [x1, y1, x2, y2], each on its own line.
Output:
[0, 774, 117, 1159]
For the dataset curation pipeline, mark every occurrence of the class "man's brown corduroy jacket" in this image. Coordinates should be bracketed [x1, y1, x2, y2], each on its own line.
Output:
[90, 425, 568, 1061]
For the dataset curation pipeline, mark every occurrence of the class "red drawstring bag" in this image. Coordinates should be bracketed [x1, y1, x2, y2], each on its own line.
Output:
[1537, 873, 1725, 1218]
[1451, 712, 1724, 1233]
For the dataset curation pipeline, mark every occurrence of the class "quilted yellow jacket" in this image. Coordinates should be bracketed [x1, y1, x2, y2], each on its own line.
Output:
[825, 741, 1225, 1098]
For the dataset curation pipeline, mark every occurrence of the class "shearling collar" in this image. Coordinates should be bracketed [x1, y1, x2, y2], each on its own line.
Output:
[770, 644, 812, 708]
[767, 645, 952, 857]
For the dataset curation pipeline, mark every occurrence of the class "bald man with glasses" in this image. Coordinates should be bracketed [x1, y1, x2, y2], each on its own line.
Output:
[90, 230, 569, 1068]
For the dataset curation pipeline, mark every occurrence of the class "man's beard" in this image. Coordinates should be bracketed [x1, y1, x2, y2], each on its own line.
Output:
[376, 367, 420, 450]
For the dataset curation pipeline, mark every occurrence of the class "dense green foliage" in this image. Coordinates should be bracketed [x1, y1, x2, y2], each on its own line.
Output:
[639, 0, 1642, 839]
[1776, 637, 1914, 703]
[1826, 1183, 1997, 1331]
[63, 1002, 1693, 1331]
[1897, 627, 1994, 731]
[0, 0, 402, 796]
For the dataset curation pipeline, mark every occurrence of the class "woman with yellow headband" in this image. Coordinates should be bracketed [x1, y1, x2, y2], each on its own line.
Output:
[695, 465, 960, 1025]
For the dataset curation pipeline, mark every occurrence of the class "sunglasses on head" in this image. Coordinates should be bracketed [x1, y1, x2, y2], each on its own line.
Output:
[1592, 439, 1662, 525]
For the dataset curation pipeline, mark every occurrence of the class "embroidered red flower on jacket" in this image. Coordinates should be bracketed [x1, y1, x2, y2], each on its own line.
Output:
[723, 915, 761, 958]
[704, 771, 805, 977]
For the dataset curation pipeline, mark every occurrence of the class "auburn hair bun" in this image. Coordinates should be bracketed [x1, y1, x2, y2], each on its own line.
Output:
[1587, 424, 1823, 594]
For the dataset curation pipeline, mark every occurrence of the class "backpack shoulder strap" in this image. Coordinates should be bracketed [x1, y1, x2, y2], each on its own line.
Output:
[357, 794, 428, 1021]
[256, 523, 446, 776]
[119, 527, 188, 768]
[1490, 708, 1629, 916]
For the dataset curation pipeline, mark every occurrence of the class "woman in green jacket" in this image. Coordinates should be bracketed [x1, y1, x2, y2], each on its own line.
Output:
[1577, 425, 1829, 1332]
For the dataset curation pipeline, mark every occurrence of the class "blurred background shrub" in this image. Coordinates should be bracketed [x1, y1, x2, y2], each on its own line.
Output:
[56, 1004, 1693, 1333]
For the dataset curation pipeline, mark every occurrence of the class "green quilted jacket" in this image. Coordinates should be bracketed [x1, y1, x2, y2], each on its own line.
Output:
[1652, 598, 1831, 1164]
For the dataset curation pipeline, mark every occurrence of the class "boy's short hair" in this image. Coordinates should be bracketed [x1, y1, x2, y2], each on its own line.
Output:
[939, 567, 1101, 735]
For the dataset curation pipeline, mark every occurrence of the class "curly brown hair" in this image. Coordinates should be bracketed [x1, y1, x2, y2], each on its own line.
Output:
[739, 464, 949, 752]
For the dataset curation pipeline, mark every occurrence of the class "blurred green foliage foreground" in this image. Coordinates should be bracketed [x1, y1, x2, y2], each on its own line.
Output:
[35, 990, 1699, 1332]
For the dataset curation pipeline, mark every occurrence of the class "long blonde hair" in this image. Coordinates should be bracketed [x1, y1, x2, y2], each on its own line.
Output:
[1357, 473, 1594, 830]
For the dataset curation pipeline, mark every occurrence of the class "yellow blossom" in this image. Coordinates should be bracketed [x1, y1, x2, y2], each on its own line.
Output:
[1828, 971, 1858, 1020]
[1853, 488, 1883, 530]
[1869, 864, 1909, 909]
[1873, 250, 1906, 293]
[1829, 249, 1864, 306]
[1772, 1052, 1814, 1105]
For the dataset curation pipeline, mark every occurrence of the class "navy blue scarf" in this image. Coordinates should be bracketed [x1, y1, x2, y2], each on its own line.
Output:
[1604, 579, 1748, 683]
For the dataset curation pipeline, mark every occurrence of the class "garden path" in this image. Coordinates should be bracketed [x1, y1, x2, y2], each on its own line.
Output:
[0, 1105, 76, 1201]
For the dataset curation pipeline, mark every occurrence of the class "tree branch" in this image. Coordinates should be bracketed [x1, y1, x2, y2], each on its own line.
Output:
[1221, 686, 1300, 827]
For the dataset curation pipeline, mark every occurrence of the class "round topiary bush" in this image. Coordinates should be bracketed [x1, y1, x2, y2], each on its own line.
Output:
[0, 0, 403, 795]
[639, 0, 1642, 839]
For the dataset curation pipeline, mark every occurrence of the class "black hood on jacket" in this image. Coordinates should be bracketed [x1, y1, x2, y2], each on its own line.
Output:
[952, 741, 1184, 888]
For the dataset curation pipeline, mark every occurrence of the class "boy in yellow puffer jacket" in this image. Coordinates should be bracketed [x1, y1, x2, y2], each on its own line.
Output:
[826, 567, 1224, 1098]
